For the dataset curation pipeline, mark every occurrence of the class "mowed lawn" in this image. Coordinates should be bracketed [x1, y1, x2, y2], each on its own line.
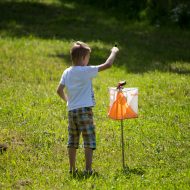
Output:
[0, 0, 190, 189]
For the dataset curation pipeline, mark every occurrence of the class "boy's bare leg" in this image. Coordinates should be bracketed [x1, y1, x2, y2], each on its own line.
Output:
[85, 148, 93, 171]
[68, 147, 76, 171]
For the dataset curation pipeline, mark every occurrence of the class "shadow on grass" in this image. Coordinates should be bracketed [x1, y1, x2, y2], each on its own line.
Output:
[115, 167, 145, 179]
[69, 167, 145, 181]
[69, 170, 100, 181]
[123, 167, 145, 176]
[0, 1, 119, 41]
[0, 1, 190, 73]
[48, 46, 109, 66]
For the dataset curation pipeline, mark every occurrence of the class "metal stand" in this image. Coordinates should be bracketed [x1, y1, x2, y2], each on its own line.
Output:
[116, 81, 130, 171]
[121, 120, 125, 169]
[121, 120, 130, 172]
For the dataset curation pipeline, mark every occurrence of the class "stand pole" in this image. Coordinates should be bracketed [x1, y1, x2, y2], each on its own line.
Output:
[121, 119, 125, 169]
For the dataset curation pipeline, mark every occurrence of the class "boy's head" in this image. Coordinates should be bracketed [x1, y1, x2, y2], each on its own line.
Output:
[70, 41, 91, 66]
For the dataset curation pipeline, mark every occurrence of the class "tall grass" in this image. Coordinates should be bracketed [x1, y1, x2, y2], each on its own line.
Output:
[0, 0, 190, 189]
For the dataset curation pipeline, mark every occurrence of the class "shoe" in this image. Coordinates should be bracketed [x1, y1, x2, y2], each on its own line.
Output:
[83, 169, 97, 177]
[69, 168, 78, 175]
[0, 144, 8, 153]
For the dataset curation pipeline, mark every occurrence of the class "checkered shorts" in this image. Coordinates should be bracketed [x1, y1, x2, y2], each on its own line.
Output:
[67, 107, 96, 150]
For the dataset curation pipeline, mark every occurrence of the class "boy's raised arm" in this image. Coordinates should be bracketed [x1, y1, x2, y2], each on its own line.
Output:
[97, 47, 119, 72]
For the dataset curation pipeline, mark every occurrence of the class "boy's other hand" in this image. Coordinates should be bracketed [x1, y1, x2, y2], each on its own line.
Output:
[111, 47, 119, 54]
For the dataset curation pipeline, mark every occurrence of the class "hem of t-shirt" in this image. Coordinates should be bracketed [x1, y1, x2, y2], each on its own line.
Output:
[68, 104, 95, 111]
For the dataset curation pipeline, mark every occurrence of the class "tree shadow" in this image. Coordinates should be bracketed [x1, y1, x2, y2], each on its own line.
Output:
[48, 46, 109, 66]
[0, 1, 190, 73]
[0, 1, 120, 41]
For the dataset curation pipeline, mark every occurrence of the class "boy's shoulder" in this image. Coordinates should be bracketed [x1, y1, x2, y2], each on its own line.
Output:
[63, 66, 72, 74]
[65, 66, 95, 71]
[63, 66, 98, 76]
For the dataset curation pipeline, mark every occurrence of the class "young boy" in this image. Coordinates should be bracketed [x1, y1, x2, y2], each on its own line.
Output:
[57, 41, 119, 174]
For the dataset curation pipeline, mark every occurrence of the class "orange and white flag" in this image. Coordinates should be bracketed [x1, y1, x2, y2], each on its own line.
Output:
[108, 88, 138, 120]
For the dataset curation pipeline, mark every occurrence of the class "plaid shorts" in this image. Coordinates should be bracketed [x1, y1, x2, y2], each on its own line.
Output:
[67, 107, 96, 150]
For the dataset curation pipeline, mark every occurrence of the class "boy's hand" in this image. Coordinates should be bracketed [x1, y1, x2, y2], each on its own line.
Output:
[111, 47, 119, 54]
[97, 46, 119, 72]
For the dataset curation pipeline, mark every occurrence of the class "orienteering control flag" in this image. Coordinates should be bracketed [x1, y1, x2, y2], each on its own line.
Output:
[108, 88, 138, 120]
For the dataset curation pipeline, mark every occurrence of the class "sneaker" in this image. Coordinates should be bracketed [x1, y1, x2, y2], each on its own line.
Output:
[0, 144, 8, 153]
[69, 168, 78, 175]
[83, 169, 97, 177]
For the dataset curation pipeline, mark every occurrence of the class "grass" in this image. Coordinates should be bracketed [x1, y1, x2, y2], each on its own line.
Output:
[0, 0, 190, 189]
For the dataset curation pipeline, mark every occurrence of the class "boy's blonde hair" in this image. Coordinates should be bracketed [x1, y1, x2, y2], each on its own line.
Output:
[70, 41, 91, 65]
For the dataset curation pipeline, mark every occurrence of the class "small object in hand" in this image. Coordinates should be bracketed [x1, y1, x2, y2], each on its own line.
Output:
[0, 144, 8, 153]
[115, 44, 117, 47]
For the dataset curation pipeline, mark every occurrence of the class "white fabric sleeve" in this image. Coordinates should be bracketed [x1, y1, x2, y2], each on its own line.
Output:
[82, 66, 98, 79]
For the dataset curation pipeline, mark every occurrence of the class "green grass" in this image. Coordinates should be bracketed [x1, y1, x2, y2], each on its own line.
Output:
[0, 0, 190, 189]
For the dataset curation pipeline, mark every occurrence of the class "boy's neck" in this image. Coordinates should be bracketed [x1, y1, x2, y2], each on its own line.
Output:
[73, 62, 85, 66]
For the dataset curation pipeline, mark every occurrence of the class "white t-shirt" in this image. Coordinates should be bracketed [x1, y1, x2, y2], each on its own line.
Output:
[59, 66, 99, 111]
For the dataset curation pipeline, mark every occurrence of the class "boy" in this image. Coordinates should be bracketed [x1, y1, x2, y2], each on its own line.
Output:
[57, 41, 119, 174]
